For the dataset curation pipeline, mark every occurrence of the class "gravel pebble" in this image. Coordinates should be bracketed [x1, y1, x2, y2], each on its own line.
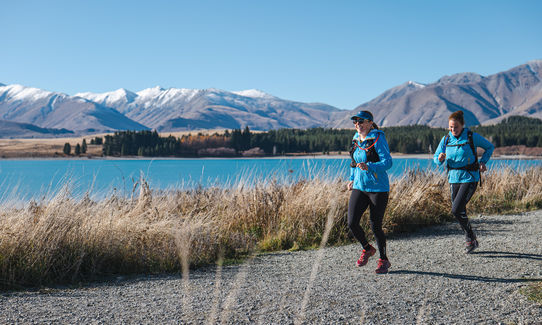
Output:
[1, 211, 542, 324]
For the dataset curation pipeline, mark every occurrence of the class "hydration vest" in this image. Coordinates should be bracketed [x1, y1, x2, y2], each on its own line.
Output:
[349, 136, 380, 168]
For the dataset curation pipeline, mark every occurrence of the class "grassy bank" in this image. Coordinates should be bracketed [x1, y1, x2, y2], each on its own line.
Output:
[521, 281, 542, 304]
[1, 167, 541, 290]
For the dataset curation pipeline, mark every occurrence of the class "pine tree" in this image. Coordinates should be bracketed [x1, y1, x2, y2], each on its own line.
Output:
[75, 144, 81, 156]
[242, 126, 251, 150]
[63, 143, 71, 155]
[81, 139, 87, 154]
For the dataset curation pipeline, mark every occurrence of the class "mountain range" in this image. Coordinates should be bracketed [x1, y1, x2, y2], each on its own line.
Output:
[0, 84, 340, 138]
[74, 87, 340, 131]
[333, 60, 542, 128]
[0, 84, 148, 137]
[1, 60, 541, 138]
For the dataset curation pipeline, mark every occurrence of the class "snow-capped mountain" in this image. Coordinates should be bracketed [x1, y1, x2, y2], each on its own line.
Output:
[2, 60, 542, 138]
[75, 87, 340, 131]
[75, 88, 138, 107]
[0, 84, 148, 135]
[232, 89, 277, 99]
[0, 83, 341, 137]
[334, 60, 542, 128]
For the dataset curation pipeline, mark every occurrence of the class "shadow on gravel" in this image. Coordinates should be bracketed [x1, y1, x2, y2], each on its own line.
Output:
[392, 218, 529, 240]
[389, 224, 462, 240]
[473, 251, 542, 261]
[471, 218, 524, 228]
[471, 218, 519, 225]
[389, 270, 541, 283]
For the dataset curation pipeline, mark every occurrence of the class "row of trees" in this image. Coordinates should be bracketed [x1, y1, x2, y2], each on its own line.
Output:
[89, 136, 103, 145]
[239, 128, 354, 154]
[100, 116, 542, 157]
[102, 130, 230, 157]
[472, 116, 542, 147]
[63, 139, 88, 156]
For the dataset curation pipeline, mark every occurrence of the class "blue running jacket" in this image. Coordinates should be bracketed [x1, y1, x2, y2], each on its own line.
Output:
[349, 129, 393, 192]
[433, 128, 494, 184]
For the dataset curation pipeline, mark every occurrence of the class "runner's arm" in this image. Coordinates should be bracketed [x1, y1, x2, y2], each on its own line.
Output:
[473, 133, 494, 164]
[433, 137, 446, 166]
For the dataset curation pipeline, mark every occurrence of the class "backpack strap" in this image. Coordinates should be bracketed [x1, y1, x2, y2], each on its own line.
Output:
[442, 134, 451, 154]
[467, 130, 482, 187]
[362, 135, 380, 151]
[467, 131, 477, 163]
[349, 140, 357, 167]
[364, 137, 380, 163]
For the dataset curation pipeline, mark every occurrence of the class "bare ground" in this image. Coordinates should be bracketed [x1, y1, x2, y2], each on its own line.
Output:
[1, 211, 541, 324]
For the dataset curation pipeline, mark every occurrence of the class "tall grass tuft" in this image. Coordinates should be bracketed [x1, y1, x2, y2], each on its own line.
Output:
[1, 167, 541, 289]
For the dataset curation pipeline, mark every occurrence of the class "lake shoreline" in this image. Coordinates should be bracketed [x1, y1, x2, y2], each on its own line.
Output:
[1, 153, 541, 160]
[3, 157, 541, 203]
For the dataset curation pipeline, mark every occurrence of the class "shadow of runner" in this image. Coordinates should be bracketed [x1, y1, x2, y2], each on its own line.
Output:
[388, 270, 541, 283]
[391, 218, 529, 241]
[472, 250, 542, 261]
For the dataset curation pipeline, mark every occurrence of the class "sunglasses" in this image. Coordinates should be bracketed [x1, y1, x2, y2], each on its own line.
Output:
[353, 119, 369, 125]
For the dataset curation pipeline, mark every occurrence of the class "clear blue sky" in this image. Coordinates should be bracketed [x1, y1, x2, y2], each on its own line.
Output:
[1, 0, 541, 110]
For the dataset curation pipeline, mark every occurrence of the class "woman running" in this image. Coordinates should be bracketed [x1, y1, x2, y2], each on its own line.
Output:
[433, 110, 494, 253]
[347, 110, 393, 274]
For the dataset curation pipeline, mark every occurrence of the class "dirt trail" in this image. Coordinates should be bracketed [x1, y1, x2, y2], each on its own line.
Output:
[1, 211, 541, 324]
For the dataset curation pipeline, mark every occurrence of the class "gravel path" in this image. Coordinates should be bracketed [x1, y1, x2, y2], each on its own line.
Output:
[2, 211, 542, 324]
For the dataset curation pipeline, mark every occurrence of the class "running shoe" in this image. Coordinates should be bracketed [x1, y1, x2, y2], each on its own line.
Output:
[375, 259, 391, 274]
[465, 239, 479, 254]
[356, 246, 376, 267]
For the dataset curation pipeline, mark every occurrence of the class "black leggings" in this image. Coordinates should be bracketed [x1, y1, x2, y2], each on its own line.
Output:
[348, 190, 389, 260]
[450, 182, 477, 241]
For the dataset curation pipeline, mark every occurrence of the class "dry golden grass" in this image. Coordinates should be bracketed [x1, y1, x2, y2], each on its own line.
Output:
[521, 281, 542, 304]
[0, 136, 103, 158]
[1, 167, 541, 289]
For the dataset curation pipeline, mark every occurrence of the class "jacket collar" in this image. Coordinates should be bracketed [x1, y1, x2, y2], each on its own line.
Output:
[354, 129, 378, 142]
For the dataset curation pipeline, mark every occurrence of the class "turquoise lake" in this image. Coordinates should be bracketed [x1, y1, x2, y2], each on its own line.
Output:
[0, 157, 541, 201]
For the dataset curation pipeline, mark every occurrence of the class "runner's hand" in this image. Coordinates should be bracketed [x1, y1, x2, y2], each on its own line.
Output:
[479, 162, 487, 173]
[438, 153, 446, 162]
[356, 162, 368, 170]
[347, 181, 353, 191]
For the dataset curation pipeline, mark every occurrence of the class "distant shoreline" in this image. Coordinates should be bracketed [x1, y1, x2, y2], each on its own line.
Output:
[2, 132, 542, 160]
[1, 153, 541, 160]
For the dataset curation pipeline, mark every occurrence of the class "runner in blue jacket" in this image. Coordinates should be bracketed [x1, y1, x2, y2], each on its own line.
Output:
[433, 110, 494, 253]
[347, 110, 393, 274]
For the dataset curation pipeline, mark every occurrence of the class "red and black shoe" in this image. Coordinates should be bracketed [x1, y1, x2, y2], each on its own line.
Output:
[375, 259, 391, 274]
[465, 239, 479, 254]
[356, 246, 376, 267]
